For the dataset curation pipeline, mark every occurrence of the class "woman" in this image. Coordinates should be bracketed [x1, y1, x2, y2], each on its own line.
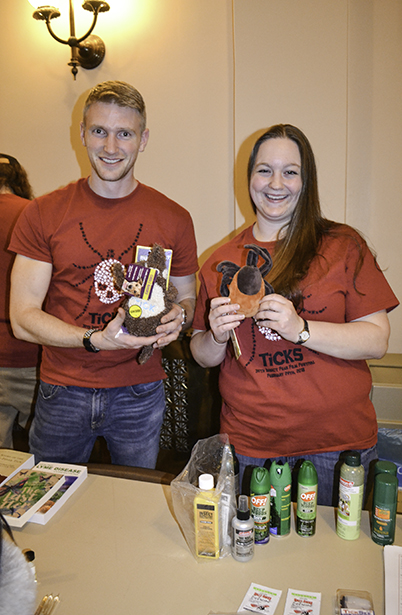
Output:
[190, 125, 399, 505]
[0, 154, 39, 449]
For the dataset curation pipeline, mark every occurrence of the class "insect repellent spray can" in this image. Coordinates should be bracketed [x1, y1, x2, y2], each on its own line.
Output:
[336, 451, 364, 540]
[371, 470, 398, 546]
[269, 461, 292, 537]
[250, 467, 271, 544]
[296, 460, 318, 537]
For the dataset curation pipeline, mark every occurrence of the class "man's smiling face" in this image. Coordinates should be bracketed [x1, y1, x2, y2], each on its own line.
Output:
[80, 101, 149, 198]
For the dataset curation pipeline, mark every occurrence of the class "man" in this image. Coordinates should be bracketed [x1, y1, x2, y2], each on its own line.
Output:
[0, 155, 39, 449]
[9, 81, 198, 468]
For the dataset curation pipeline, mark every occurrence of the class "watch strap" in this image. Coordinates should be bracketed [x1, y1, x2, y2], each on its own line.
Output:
[295, 319, 310, 345]
[83, 329, 100, 353]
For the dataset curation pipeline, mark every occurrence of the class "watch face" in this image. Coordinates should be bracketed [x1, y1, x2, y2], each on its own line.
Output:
[300, 330, 309, 342]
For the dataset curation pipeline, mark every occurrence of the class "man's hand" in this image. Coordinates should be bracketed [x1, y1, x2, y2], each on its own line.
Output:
[90, 308, 166, 351]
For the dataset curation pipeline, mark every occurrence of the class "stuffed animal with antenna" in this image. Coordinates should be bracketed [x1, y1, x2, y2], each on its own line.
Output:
[111, 244, 177, 364]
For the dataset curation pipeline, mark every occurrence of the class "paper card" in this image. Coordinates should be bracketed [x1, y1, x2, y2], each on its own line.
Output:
[135, 245, 173, 287]
[238, 582, 282, 614]
[283, 588, 321, 615]
[122, 264, 157, 300]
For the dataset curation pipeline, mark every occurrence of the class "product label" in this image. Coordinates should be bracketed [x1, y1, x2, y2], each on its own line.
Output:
[270, 485, 291, 536]
[372, 504, 395, 544]
[297, 485, 317, 519]
[233, 527, 254, 558]
[195, 501, 219, 558]
[337, 480, 363, 540]
[251, 493, 270, 543]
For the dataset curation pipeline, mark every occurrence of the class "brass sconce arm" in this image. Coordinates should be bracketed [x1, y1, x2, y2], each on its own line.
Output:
[30, 1, 110, 79]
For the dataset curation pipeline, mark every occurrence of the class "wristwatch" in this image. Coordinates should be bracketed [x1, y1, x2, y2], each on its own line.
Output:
[180, 306, 187, 326]
[83, 329, 101, 353]
[295, 319, 310, 345]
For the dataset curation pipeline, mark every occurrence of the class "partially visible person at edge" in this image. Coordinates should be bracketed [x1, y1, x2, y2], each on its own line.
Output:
[190, 124, 399, 505]
[0, 154, 40, 449]
[8, 80, 198, 468]
[0, 513, 37, 615]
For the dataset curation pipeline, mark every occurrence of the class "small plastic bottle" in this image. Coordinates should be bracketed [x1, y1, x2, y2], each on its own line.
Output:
[232, 495, 254, 562]
[296, 460, 318, 537]
[336, 451, 364, 540]
[371, 471, 398, 545]
[194, 473, 220, 559]
[250, 466, 270, 544]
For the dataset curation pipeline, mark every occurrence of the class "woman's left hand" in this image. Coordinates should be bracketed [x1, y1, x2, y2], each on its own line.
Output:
[255, 293, 304, 343]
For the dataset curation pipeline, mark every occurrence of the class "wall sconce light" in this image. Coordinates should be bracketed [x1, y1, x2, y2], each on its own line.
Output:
[27, 1, 110, 79]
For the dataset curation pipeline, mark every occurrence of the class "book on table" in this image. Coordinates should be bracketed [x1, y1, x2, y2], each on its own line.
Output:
[0, 468, 65, 528]
[28, 461, 88, 525]
[0, 449, 35, 487]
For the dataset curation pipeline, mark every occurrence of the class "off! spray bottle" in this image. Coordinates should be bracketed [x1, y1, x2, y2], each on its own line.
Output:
[250, 467, 270, 544]
[269, 461, 291, 537]
[296, 460, 318, 537]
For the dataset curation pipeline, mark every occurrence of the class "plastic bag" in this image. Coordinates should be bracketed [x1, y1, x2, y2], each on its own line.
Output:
[171, 433, 236, 559]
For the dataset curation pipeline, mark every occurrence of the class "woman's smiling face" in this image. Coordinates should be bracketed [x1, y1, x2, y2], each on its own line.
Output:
[249, 137, 302, 230]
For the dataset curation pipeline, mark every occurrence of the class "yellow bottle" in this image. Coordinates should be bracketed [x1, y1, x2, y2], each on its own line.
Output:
[194, 473, 220, 559]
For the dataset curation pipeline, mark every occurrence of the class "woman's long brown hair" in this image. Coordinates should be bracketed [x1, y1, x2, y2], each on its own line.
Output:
[247, 125, 365, 310]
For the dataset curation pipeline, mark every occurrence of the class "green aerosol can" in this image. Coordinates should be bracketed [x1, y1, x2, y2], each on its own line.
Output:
[250, 466, 271, 544]
[269, 461, 292, 537]
[296, 460, 318, 537]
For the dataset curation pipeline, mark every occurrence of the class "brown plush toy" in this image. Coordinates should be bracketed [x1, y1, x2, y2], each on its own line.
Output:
[111, 244, 178, 364]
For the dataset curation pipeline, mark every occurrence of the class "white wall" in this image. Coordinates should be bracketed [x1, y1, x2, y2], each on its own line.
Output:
[1, 0, 400, 350]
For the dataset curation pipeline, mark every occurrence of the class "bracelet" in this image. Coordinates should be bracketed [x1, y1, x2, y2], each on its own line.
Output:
[180, 306, 187, 326]
[211, 331, 227, 345]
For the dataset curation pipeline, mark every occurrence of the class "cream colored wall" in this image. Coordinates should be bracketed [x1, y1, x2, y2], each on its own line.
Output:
[1, 0, 400, 350]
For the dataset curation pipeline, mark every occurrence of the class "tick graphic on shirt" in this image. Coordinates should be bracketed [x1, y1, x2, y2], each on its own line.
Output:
[72, 221, 143, 320]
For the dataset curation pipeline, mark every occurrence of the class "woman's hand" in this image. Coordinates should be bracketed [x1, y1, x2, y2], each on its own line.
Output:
[209, 296, 245, 344]
[255, 293, 303, 343]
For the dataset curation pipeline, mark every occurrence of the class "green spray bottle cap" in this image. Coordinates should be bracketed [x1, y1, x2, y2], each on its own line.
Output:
[298, 460, 318, 486]
[270, 461, 291, 486]
[374, 460, 397, 477]
[344, 451, 361, 467]
[374, 473, 398, 505]
[250, 466, 270, 494]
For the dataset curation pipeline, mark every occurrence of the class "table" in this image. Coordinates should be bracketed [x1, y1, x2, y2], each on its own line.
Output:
[14, 475, 402, 615]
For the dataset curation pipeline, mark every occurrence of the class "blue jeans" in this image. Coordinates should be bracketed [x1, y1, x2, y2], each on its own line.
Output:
[29, 380, 166, 468]
[237, 446, 378, 507]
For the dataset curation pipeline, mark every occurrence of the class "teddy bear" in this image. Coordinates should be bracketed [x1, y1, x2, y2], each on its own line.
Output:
[111, 243, 178, 364]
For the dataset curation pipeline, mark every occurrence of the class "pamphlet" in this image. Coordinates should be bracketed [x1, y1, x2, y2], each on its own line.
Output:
[0, 449, 35, 487]
[283, 588, 321, 615]
[28, 461, 87, 525]
[0, 469, 65, 528]
[384, 544, 402, 615]
[238, 582, 282, 614]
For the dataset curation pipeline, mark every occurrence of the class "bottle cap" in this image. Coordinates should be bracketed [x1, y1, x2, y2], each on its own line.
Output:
[374, 473, 398, 505]
[250, 466, 270, 493]
[344, 451, 361, 467]
[298, 460, 318, 485]
[237, 494, 250, 520]
[198, 473, 214, 490]
[375, 460, 397, 477]
[270, 460, 292, 485]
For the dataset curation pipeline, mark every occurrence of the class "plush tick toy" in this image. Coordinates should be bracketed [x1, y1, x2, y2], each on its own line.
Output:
[111, 244, 178, 364]
[217, 244, 274, 317]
